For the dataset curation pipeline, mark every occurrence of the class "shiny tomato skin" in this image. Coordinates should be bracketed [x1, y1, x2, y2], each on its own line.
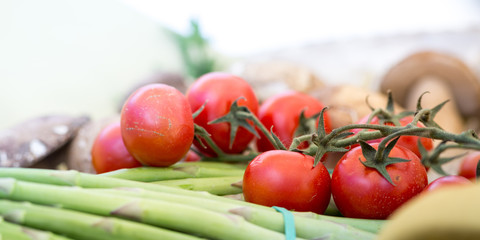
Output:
[186, 72, 259, 156]
[458, 151, 480, 180]
[256, 91, 332, 152]
[121, 84, 194, 167]
[423, 175, 472, 192]
[331, 143, 427, 219]
[351, 115, 433, 158]
[91, 122, 142, 174]
[243, 150, 331, 214]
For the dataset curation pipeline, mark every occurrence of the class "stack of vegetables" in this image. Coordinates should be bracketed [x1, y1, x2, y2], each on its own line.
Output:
[1, 71, 480, 240]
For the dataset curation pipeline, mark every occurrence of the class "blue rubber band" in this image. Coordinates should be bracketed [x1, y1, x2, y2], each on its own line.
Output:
[272, 206, 296, 240]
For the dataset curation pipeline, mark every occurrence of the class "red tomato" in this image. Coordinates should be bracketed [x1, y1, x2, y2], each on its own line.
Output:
[121, 84, 194, 167]
[256, 91, 332, 152]
[91, 122, 142, 173]
[243, 150, 331, 214]
[351, 115, 433, 158]
[423, 175, 472, 192]
[458, 151, 480, 181]
[331, 143, 428, 219]
[182, 150, 201, 162]
[186, 72, 259, 156]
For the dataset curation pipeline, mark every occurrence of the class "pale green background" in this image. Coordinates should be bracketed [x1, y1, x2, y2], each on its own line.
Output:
[0, 0, 183, 129]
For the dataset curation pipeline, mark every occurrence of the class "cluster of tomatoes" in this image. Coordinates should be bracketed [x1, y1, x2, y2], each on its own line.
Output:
[91, 72, 480, 220]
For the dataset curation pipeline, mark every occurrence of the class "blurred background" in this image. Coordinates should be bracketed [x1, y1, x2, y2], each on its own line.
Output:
[1, 0, 480, 130]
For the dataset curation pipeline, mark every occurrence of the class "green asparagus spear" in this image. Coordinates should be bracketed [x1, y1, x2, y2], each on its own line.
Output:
[0, 217, 72, 240]
[152, 176, 243, 195]
[0, 230, 30, 240]
[0, 199, 203, 240]
[174, 161, 248, 170]
[100, 165, 244, 182]
[0, 178, 300, 240]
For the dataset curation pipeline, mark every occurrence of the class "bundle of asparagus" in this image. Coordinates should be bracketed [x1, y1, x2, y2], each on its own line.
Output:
[0, 165, 382, 240]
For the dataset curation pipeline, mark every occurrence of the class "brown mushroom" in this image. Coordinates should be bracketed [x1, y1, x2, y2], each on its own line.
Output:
[379, 51, 480, 134]
[0, 115, 89, 168]
[380, 51, 480, 179]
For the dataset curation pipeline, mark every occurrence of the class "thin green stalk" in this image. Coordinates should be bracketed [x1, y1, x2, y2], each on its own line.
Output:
[93, 186, 381, 239]
[194, 124, 228, 157]
[152, 176, 243, 195]
[289, 134, 314, 151]
[237, 111, 286, 150]
[0, 178, 297, 240]
[0, 168, 223, 199]
[0, 217, 73, 240]
[326, 123, 393, 145]
[0, 199, 201, 240]
[175, 161, 248, 170]
[194, 124, 259, 162]
[100, 166, 244, 182]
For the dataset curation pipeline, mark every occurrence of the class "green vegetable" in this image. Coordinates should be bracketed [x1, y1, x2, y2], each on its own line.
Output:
[95, 186, 382, 239]
[0, 168, 382, 238]
[152, 176, 243, 195]
[0, 168, 381, 239]
[174, 161, 248, 170]
[0, 199, 201, 240]
[100, 165, 244, 182]
[0, 216, 73, 240]
[0, 178, 297, 240]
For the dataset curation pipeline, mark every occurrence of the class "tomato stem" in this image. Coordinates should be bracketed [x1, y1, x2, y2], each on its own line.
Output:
[202, 91, 480, 180]
[193, 124, 228, 157]
[237, 111, 287, 150]
[289, 134, 314, 151]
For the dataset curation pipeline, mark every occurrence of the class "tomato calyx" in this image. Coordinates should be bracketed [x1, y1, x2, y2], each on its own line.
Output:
[414, 91, 450, 130]
[366, 90, 414, 127]
[192, 98, 285, 162]
[208, 98, 260, 149]
[419, 140, 470, 175]
[359, 137, 410, 186]
[299, 108, 350, 166]
[293, 110, 321, 140]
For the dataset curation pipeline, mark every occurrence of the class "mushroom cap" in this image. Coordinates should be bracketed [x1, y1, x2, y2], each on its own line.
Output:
[380, 51, 480, 118]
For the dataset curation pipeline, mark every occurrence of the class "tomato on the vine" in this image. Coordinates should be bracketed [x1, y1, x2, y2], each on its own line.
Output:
[331, 143, 427, 219]
[351, 115, 433, 158]
[186, 72, 259, 156]
[243, 150, 331, 214]
[121, 84, 194, 167]
[423, 175, 472, 193]
[256, 91, 331, 152]
[458, 151, 480, 181]
[91, 122, 142, 173]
